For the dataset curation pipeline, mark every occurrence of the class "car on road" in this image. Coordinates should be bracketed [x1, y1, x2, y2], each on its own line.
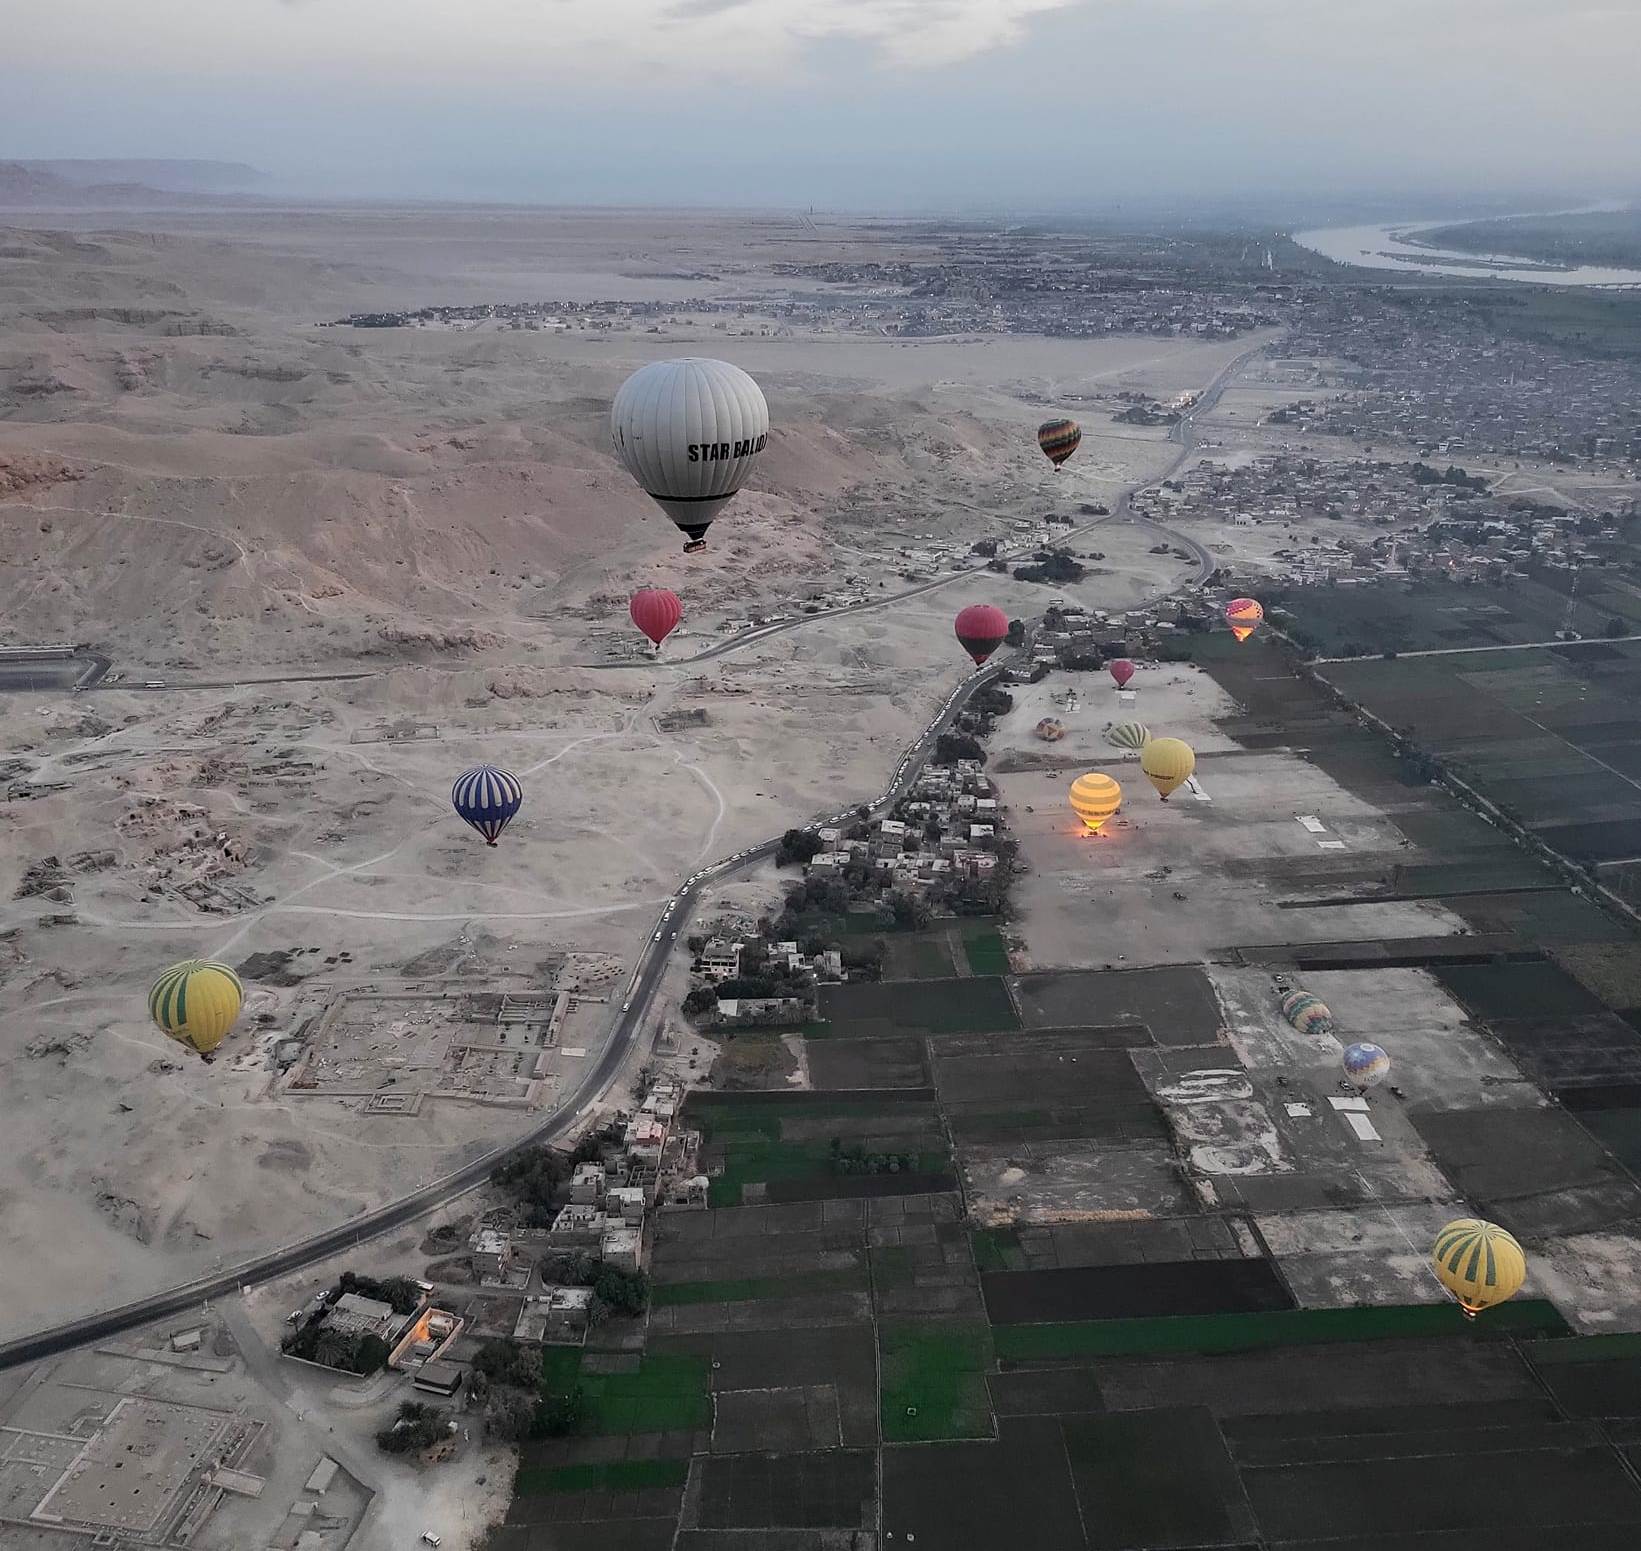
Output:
[653, 931, 662, 941]
[621, 1001, 631, 1011]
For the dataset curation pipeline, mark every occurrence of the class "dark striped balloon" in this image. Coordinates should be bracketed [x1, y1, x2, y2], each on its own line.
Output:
[452, 765, 524, 846]
[1037, 418, 1081, 468]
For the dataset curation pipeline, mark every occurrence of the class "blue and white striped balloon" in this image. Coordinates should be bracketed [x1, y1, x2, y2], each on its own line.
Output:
[1342, 1041, 1391, 1088]
[452, 765, 523, 846]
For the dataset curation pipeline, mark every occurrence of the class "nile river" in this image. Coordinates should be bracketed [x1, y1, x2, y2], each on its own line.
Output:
[1292, 220, 1641, 288]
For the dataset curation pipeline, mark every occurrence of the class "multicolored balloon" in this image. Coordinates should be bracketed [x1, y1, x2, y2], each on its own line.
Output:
[630, 587, 682, 648]
[1432, 1219, 1526, 1319]
[1140, 736, 1195, 799]
[149, 959, 244, 1062]
[954, 604, 1010, 667]
[1106, 721, 1152, 751]
[1035, 718, 1064, 742]
[1069, 772, 1122, 833]
[1280, 990, 1335, 1039]
[1109, 658, 1135, 690]
[610, 358, 769, 551]
[1343, 1042, 1391, 1088]
[1225, 597, 1264, 643]
[1037, 418, 1081, 469]
[452, 765, 524, 846]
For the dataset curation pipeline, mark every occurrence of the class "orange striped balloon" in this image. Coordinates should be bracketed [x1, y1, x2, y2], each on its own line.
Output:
[1225, 597, 1263, 643]
[1037, 418, 1081, 469]
[1068, 771, 1122, 832]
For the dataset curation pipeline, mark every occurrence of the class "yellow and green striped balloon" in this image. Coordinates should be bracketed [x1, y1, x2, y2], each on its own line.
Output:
[1069, 771, 1122, 833]
[1107, 721, 1152, 751]
[149, 959, 244, 1061]
[1431, 1218, 1526, 1318]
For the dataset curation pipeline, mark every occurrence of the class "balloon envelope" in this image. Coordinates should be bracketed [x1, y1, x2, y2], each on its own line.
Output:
[1280, 990, 1335, 1039]
[453, 764, 524, 846]
[1226, 597, 1264, 643]
[1432, 1218, 1526, 1317]
[1106, 721, 1152, 751]
[1343, 1042, 1391, 1087]
[1069, 771, 1122, 832]
[1035, 718, 1064, 742]
[630, 587, 682, 647]
[150, 959, 243, 1060]
[610, 358, 769, 546]
[954, 604, 1010, 666]
[1109, 658, 1136, 689]
[1140, 736, 1195, 799]
[1037, 418, 1081, 468]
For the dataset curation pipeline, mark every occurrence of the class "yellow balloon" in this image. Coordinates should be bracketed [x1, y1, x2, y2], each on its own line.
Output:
[149, 959, 244, 1061]
[1069, 772, 1122, 833]
[1431, 1219, 1526, 1318]
[1140, 736, 1195, 799]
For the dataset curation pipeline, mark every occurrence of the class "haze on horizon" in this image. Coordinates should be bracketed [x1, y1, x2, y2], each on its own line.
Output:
[9, 0, 1641, 211]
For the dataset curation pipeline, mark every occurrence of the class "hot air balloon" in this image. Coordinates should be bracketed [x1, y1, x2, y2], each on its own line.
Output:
[1343, 1042, 1391, 1089]
[149, 959, 243, 1062]
[954, 604, 1010, 667]
[630, 587, 682, 649]
[610, 358, 769, 551]
[1109, 659, 1136, 690]
[1037, 418, 1081, 470]
[1225, 597, 1264, 643]
[453, 765, 523, 846]
[1035, 718, 1064, 742]
[1106, 721, 1152, 752]
[1280, 990, 1335, 1039]
[1069, 772, 1122, 833]
[1432, 1219, 1526, 1319]
[1140, 737, 1195, 799]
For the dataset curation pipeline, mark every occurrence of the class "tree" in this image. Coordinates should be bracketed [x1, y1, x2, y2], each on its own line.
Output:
[1604, 616, 1627, 639]
[376, 1401, 450, 1454]
[1004, 618, 1025, 646]
[775, 828, 823, 867]
[484, 1389, 540, 1442]
[593, 1265, 651, 1316]
[472, 1338, 539, 1391]
[534, 1383, 587, 1438]
[682, 985, 719, 1018]
[934, 731, 984, 766]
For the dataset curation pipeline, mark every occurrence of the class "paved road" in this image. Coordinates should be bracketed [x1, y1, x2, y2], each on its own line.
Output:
[0, 343, 1255, 1372]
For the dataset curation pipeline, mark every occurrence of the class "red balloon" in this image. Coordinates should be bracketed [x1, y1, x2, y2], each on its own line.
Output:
[630, 588, 682, 647]
[1109, 658, 1135, 689]
[954, 604, 1010, 666]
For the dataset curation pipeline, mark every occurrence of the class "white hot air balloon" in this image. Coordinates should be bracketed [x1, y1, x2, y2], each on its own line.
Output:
[610, 358, 770, 551]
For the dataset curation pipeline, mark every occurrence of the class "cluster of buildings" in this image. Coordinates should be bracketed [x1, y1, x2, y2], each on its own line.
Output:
[808, 760, 1006, 898]
[1278, 293, 1641, 465]
[473, 1083, 707, 1342]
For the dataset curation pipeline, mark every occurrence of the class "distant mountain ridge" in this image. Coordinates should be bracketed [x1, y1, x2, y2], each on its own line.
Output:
[0, 161, 265, 208]
[15, 159, 266, 193]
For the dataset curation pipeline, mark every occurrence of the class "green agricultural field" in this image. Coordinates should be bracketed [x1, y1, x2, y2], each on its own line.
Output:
[686, 1096, 951, 1206]
[970, 1226, 1029, 1272]
[884, 933, 959, 979]
[879, 1321, 995, 1442]
[991, 1300, 1570, 1360]
[960, 921, 1010, 976]
[513, 1458, 691, 1495]
[817, 975, 1019, 1036]
[537, 1348, 713, 1434]
[652, 1268, 868, 1306]
[580, 1352, 714, 1434]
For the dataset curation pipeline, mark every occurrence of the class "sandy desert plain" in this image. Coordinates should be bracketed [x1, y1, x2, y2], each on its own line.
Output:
[0, 206, 1271, 1338]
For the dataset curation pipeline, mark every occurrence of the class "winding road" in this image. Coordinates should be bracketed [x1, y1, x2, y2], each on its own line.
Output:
[0, 343, 1248, 1372]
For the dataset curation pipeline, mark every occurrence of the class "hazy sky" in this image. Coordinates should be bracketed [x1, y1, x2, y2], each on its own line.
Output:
[10, 0, 1641, 208]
